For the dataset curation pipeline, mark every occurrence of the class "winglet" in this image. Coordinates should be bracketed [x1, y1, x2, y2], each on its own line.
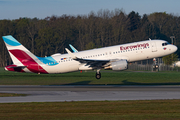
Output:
[65, 48, 77, 59]
[69, 44, 78, 53]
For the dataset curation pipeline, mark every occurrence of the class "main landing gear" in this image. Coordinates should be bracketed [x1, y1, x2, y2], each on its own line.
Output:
[95, 69, 101, 79]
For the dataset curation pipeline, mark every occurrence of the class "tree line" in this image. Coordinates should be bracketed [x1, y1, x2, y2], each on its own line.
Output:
[0, 9, 180, 67]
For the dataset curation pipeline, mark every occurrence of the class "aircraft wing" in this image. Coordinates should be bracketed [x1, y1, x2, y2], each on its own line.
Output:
[65, 48, 110, 67]
[74, 57, 110, 67]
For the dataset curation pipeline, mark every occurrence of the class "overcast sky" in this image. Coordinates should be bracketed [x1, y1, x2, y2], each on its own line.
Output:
[0, 0, 179, 20]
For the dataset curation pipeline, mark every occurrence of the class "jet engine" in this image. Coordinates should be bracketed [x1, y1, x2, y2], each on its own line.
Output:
[105, 59, 128, 70]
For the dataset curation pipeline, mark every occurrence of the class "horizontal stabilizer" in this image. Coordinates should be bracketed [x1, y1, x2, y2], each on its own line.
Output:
[6, 66, 27, 69]
[4, 65, 26, 72]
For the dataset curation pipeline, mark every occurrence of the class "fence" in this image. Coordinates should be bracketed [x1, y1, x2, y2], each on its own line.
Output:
[127, 58, 180, 72]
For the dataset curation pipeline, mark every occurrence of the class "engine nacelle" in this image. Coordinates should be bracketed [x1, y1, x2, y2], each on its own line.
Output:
[108, 60, 128, 71]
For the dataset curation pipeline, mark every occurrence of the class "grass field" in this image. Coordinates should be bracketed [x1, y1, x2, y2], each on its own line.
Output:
[0, 67, 180, 85]
[0, 93, 27, 97]
[0, 100, 180, 120]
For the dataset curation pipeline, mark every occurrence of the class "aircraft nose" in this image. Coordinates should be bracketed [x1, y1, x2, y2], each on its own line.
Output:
[173, 45, 178, 52]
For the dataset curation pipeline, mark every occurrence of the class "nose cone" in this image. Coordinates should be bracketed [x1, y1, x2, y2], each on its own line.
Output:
[173, 45, 178, 53]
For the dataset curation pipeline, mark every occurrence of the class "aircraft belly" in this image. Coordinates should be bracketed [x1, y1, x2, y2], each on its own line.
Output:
[43, 62, 79, 73]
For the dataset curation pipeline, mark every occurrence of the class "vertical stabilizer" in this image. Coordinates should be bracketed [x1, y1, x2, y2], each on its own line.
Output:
[2, 35, 48, 73]
[2, 35, 36, 64]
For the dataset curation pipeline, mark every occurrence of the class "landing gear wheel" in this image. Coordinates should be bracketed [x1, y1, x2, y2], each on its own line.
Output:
[96, 72, 101, 79]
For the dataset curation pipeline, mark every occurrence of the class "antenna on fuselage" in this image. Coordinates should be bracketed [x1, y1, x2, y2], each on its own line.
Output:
[149, 38, 151, 41]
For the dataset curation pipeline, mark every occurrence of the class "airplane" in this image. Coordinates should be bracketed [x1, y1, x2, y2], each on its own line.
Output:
[2, 35, 178, 79]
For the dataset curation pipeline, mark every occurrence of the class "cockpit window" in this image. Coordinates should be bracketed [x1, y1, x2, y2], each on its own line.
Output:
[162, 42, 170, 46]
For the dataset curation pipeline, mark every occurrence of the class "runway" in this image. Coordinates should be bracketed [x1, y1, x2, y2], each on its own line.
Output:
[0, 85, 180, 103]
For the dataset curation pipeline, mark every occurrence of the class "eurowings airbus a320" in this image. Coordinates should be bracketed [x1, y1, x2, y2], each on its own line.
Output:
[2, 35, 177, 79]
